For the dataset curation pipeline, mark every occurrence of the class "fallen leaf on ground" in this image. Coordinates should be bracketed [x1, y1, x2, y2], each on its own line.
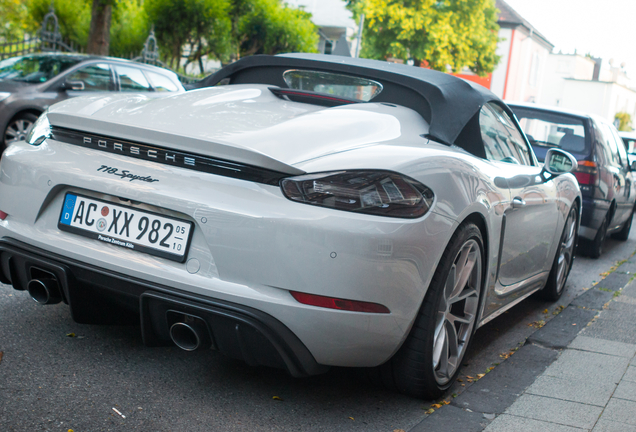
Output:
[272, 396, 283, 401]
[543, 309, 548, 313]
[431, 403, 442, 408]
[477, 373, 485, 378]
[393, 429, 406, 432]
[425, 408, 435, 414]
[0, 351, 3, 364]
[466, 376, 474, 379]
[349, 417, 354, 420]
[66, 333, 76, 337]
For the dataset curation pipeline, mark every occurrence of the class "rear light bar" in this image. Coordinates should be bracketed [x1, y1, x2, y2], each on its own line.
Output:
[290, 291, 390, 314]
[573, 160, 597, 186]
[0, 210, 7, 220]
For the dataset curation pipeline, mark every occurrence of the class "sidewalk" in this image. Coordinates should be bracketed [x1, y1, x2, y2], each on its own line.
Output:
[412, 258, 636, 432]
[484, 279, 636, 431]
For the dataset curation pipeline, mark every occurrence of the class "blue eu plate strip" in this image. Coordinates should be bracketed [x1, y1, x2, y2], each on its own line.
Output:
[60, 194, 77, 225]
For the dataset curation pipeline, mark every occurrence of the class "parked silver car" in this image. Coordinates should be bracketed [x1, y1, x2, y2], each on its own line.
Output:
[0, 54, 580, 399]
[0, 52, 184, 151]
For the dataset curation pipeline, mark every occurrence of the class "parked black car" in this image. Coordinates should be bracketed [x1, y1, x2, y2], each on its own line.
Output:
[509, 103, 636, 258]
[0, 53, 184, 151]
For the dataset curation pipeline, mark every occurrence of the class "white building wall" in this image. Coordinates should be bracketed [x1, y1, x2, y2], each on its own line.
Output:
[560, 80, 636, 122]
[538, 54, 596, 106]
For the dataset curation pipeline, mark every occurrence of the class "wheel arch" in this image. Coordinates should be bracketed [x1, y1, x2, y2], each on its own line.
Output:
[8, 108, 43, 124]
[457, 211, 491, 324]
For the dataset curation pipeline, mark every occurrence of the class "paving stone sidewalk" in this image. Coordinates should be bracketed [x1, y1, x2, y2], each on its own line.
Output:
[412, 260, 636, 432]
[484, 279, 636, 431]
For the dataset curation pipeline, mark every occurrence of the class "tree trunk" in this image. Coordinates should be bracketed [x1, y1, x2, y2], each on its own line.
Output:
[87, 0, 112, 56]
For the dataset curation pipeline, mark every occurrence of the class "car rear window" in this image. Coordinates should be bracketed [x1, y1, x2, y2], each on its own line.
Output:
[283, 70, 383, 102]
[510, 107, 589, 162]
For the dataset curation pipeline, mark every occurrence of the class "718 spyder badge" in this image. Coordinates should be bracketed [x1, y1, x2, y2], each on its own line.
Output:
[97, 165, 159, 183]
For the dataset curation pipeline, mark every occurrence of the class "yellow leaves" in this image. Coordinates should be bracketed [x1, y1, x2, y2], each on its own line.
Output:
[543, 309, 549, 314]
[500, 351, 515, 360]
[66, 333, 76, 337]
[476, 373, 485, 379]
[430, 403, 442, 409]
[424, 408, 435, 414]
[272, 396, 283, 401]
[349, 417, 354, 421]
[527, 320, 545, 328]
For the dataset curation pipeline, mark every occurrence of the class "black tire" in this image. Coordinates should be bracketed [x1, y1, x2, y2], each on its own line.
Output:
[2, 112, 38, 153]
[377, 223, 484, 399]
[540, 203, 578, 301]
[584, 213, 608, 259]
[612, 208, 634, 241]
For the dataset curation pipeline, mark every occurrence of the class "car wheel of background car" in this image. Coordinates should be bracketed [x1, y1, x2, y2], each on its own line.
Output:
[3, 113, 38, 152]
[378, 222, 483, 399]
[540, 203, 579, 301]
[612, 207, 634, 241]
[584, 212, 608, 259]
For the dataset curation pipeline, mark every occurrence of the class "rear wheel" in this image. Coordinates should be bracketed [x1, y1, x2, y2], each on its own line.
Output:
[2, 112, 38, 152]
[540, 203, 578, 301]
[379, 223, 483, 399]
[612, 207, 634, 241]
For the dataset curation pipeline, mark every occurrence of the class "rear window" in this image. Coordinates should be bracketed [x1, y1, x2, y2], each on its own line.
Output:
[283, 70, 383, 102]
[511, 107, 589, 162]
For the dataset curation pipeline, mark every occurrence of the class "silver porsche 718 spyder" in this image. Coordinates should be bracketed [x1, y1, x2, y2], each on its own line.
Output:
[0, 54, 580, 399]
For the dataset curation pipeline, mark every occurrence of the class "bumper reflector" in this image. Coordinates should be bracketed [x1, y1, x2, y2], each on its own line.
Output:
[0, 211, 7, 220]
[290, 291, 390, 314]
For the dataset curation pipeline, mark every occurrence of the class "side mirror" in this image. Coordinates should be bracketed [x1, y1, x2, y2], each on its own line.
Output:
[542, 148, 578, 176]
[62, 80, 85, 91]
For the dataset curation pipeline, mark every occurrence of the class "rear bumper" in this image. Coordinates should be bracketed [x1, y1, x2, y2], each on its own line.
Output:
[579, 197, 610, 240]
[0, 237, 328, 377]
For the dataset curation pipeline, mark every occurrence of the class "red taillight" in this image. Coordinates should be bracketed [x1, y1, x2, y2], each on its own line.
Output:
[0, 210, 7, 220]
[573, 160, 597, 185]
[290, 291, 390, 314]
[574, 172, 593, 184]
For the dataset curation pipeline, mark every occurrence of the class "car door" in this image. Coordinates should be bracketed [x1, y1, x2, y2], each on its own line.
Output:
[64, 63, 115, 97]
[608, 124, 634, 222]
[480, 103, 559, 292]
[599, 121, 631, 227]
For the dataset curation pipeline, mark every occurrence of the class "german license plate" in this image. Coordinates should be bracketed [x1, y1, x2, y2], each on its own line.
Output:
[58, 193, 193, 262]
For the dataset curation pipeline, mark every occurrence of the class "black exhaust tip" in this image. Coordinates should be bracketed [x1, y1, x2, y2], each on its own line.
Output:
[27, 278, 62, 305]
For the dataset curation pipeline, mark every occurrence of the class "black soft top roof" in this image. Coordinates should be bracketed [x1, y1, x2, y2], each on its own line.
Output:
[195, 53, 509, 146]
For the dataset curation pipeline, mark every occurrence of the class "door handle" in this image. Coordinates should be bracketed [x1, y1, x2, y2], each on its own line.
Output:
[512, 197, 526, 208]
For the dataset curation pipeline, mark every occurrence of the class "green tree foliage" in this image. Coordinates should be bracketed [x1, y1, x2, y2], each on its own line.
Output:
[0, 0, 29, 40]
[232, 0, 318, 58]
[110, 0, 149, 58]
[615, 112, 633, 132]
[145, 0, 232, 70]
[350, 0, 500, 76]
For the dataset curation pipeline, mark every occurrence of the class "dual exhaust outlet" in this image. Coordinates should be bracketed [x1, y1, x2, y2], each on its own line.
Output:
[26, 271, 210, 352]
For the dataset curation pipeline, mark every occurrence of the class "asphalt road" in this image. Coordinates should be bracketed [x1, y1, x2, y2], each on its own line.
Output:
[1, 231, 635, 432]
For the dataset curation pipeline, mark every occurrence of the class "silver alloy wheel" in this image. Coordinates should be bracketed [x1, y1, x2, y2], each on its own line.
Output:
[555, 207, 577, 293]
[4, 118, 34, 146]
[432, 238, 481, 385]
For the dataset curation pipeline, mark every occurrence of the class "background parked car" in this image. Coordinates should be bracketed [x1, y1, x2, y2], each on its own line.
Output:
[509, 103, 636, 258]
[0, 52, 184, 152]
[619, 131, 636, 166]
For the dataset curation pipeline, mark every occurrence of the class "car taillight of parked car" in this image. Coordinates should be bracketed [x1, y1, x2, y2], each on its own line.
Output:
[573, 160, 598, 187]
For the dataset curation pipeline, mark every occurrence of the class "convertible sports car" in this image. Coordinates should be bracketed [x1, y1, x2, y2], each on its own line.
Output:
[0, 54, 580, 399]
